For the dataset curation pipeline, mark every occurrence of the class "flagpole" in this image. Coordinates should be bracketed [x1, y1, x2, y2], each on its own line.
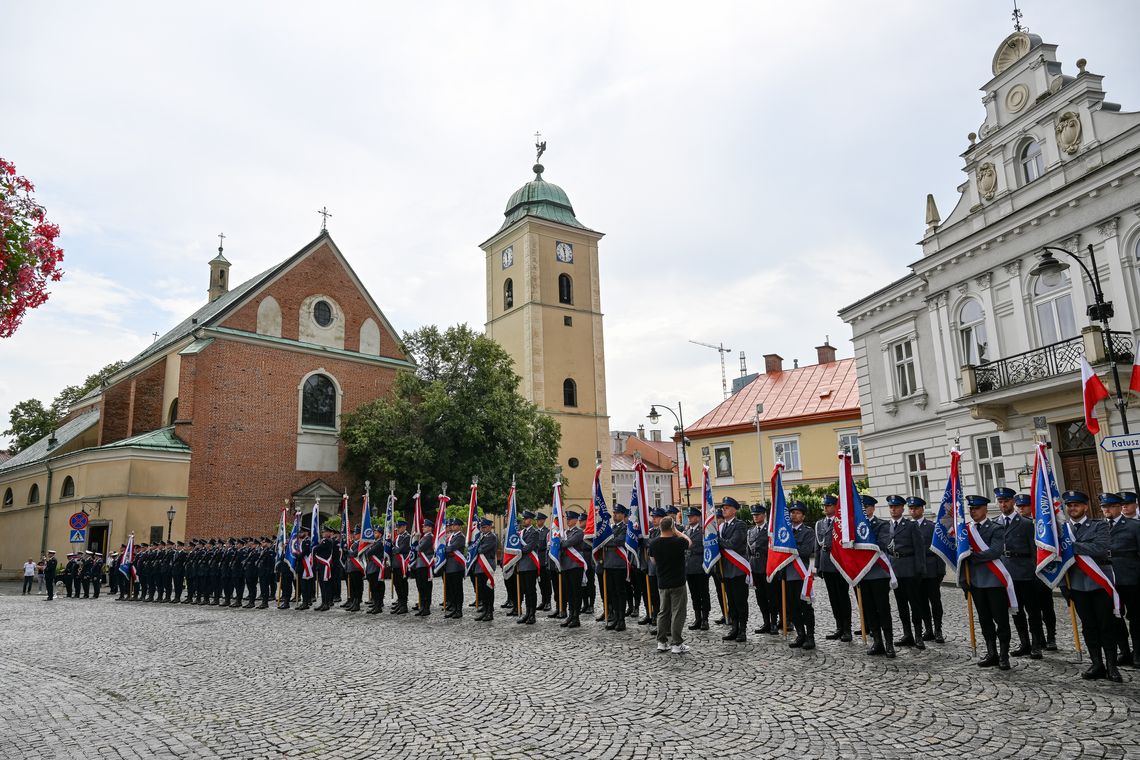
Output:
[963, 564, 977, 657]
[277, 500, 286, 605]
[780, 578, 789, 639]
[1065, 571, 1083, 661]
[441, 482, 448, 613]
[856, 587, 867, 644]
[389, 480, 396, 603]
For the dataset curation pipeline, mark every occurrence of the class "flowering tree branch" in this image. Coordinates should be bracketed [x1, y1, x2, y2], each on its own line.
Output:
[1, 157, 64, 338]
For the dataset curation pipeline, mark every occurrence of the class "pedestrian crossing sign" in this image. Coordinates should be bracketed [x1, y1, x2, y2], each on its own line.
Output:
[69, 529, 86, 544]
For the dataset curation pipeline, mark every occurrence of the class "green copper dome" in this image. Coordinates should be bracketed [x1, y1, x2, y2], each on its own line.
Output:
[499, 163, 591, 232]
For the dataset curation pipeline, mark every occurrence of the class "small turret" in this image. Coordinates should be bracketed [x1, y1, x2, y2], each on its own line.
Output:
[208, 233, 230, 303]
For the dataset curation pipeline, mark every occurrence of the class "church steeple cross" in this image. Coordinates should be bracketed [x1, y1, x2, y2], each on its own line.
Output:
[317, 206, 332, 232]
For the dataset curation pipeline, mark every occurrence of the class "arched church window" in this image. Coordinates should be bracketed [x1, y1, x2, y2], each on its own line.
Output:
[28, 483, 40, 505]
[504, 278, 514, 309]
[302, 374, 337, 428]
[1033, 270, 1077, 345]
[958, 298, 988, 364]
[61, 476, 75, 498]
[1021, 139, 1045, 183]
[3, 488, 12, 507]
[558, 274, 573, 305]
[563, 378, 578, 408]
[168, 398, 179, 425]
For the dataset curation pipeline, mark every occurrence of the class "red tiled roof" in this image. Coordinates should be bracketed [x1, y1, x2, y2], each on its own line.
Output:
[640, 439, 677, 462]
[686, 358, 860, 435]
[611, 453, 670, 473]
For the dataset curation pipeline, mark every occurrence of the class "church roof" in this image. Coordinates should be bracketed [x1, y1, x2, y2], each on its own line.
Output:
[498, 164, 595, 233]
[0, 409, 101, 473]
[99, 426, 190, 453]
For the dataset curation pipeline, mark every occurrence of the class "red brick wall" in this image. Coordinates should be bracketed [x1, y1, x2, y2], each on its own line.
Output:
[181, 338, 398, 538]
[222, 242, 403, 359]
[130, 360, 167, 435]
[99, 378, 131, 445]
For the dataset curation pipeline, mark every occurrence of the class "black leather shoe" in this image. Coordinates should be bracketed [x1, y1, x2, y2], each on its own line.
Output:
[998, 654, 1011, 671]
[921, 630, 935, 642]
[735, 631, 747, 643]
[884, 643, 896, 659]
[1010, 644, 1032, 658]
[1045, 635, 1058, 651]
[1030, 647, 1043, 660]
[560, 618, 571, 628]
[895, 634, 915, 648]
[977, 654, 999, 668]
[824, 630, 841, 640]
[867, 642, 885, 656]
[789, 634, 805, 649]
[714, 617, 726, 625]
[934, 629, 945, 644]
[596, 614, 607, 622]
[722, 626, 739, 642]
[802, 636, 816, 651]
[914, 638, 926, 651]
[1081, 663, 1106, 680]
[566, 619, 580, 629]
[840, 632, 852, 643]
[613, 622, 626, 632]
[1106, 660, 1123, 683]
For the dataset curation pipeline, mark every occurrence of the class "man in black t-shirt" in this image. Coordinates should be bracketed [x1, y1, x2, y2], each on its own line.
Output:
[649, 517, 692, 654]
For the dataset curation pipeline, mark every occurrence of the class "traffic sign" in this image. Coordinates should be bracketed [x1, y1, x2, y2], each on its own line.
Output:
[69, 511, 89, 530]
[69, 529, 87, 544]
[1099, 434, 1140, 453]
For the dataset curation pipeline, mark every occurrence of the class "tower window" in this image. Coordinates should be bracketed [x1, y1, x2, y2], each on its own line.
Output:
[302, 374, 337, 428]
[563, 378, 578, 408]
[313, 300, 334, 327]
[558, 274, 573, 305]
[504, 278, 514, 309]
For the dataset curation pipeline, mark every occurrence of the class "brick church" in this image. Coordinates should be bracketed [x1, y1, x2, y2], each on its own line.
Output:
[0, 230, 412, 567]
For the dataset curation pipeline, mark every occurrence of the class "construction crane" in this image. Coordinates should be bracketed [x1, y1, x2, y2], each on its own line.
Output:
[689, 340, 733, 400]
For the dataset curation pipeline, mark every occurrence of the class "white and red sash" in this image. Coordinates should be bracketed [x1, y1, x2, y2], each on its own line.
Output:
[790, 557, 814, 603]
[616, 546, 631, 581]
[417, 551, 431, 570]
[314, 554, 333, 582]
[1066, 525, 1121, 616]
[966, 523, 1019, 612]
[369, 554, 387, 579]
[451, 550, 467, 569]
[474, 554, 496, 588]
[301, 555, 314, 580]
[721, 547, 754, 587]
[528, 549, 542, 571]
[349, 542, 367, 574]
[566, 546, 587, 570]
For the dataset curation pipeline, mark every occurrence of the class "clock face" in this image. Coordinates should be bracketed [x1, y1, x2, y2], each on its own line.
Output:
[555, 241, 573, 264]
[501, 246, 514, 269]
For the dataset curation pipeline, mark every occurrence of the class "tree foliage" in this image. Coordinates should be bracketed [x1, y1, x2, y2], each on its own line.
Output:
[341, 324, 561, 516]
[0, 157, 64, 337]
[3, 360, 126, 453]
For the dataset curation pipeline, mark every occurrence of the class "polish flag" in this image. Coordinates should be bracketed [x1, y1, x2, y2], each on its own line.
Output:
[1130, 352, 1140, 394]
[1081, 357, 1110, 434]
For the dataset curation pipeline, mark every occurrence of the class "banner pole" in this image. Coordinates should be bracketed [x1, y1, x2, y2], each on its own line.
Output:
[601, 568, 608, 623]
[964, 564, 977, 657]
[781, 578, 789, 639]
[856, 586, 867, 644]
[1065, 572, 1082, 661]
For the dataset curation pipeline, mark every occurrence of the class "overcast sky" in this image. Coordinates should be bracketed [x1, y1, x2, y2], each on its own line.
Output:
[3, 1, 1139, 447]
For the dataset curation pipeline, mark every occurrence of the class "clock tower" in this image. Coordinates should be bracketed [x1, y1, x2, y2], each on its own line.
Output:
[480, 150, 611, 509]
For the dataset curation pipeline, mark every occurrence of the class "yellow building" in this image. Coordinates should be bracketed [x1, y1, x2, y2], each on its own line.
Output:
[683, 344, 863, 504]
[481, 150, 611, 509]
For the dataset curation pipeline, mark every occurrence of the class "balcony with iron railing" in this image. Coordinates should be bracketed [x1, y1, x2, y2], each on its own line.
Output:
[961, 328, 1134, 397]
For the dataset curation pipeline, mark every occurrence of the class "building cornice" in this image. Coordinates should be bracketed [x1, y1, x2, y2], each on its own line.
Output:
[203, 327, 417, 370]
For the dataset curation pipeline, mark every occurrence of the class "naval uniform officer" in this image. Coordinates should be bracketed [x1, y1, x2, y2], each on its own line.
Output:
[1063, 491, 1122, 682]
[884, 495, 926, 650]
[717, 497, 749, 643]
[1103, 493, 1140, 667]
[684, 507, 710, 631]
[815, 496, 851, 642]
[602, 505, 630, 631]
[962, 495, 1013, 670]
[997, 488, 1041, 658]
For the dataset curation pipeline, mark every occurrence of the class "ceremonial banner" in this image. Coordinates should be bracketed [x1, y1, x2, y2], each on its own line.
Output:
[764, 463, 794, 584]
[831, 451, 889, 587]
[700, 464, 720, 574]
[462, 482, 479, 573]
[285, 512, 300, 572]
[624, 477, 642, 573]
[930, 449, 968, 571]
[361, 492, 380, 576]
[118, 533, 135, 580]
[431, 492, 450, 575]
[590, 465, 614, 559]
[502, 483, 522, 578]
[549, 480, 565, 566]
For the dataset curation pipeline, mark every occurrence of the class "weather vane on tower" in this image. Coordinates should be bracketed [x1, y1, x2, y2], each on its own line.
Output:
[534, 131, 546, 164]
[1011, 0, 1025, 32]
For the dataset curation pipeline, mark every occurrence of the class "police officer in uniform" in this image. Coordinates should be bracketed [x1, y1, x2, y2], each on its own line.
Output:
[297, 527, 315, 610]
[172, 542, 187, 603]
[390, 520, 412, 614]
[241, 538, 260, 608]
[472, 517, 498, 622]
[908, 497, 944, 642]
[1103, 493, 1140, 667]
[748, 504, 777, 635]
[997, 488, 1040, 658]
[784, 501, 818, 649]
[515, 511, 541, 624]
[884, 495, 925, 650]
[717, 497, 749, 643]
[257, 536, 276, 608]
[559, 510, 586, 628]
[859, 496, 895, 657]
[413, 520, 434, 616]
[312, 525, 338, 611]
[815, 496, 851, 641]
[440, 518, 464, 618]
[962, 494, 1012, 670]
[602, 505, 630, 631]
[343, 528, 365, 613]
[684, 507, 709, 631]
[535, 512, 552, 611]
[1063, 491, 1122, 681]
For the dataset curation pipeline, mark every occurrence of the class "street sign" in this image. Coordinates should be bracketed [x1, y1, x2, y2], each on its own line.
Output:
[69, 511, 89, 530]
[69, 529, 87, 544]
[1099, 434, 1140, 453]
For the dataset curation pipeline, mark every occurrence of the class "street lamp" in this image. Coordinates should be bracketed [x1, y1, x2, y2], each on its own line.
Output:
[753, 403, 765, 505]
[1029, 243, 1140, 493]
[166, 505, 176, 541]
[647, 403, 691, 508]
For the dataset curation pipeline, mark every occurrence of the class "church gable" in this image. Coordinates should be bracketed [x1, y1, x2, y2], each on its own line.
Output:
[218, 236, 405, 360]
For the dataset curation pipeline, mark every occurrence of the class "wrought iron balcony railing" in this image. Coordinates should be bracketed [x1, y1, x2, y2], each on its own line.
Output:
[970, 330, 1134, 395]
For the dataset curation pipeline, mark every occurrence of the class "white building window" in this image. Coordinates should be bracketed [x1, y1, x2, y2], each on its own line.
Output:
[773, 437, 801, 472]
[1033, 271, 1077, 345]
[958, 298, 988, 365]
[976, 435, 1007, 495]
[906, 452, 929, 502]
[1020, 139, 1045, 183]
[653, 491, 662, 508]
[891, 340, 918, 397]
[839, 431, 861, 466]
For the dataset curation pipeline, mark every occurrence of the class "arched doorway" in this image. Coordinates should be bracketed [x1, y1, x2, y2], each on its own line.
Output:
[1056, 419, 1103, 517]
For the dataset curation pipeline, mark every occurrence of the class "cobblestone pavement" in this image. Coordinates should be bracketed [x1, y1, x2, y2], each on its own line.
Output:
[1, 580, 1136, 760]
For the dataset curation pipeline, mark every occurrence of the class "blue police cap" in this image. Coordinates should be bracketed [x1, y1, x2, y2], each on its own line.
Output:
[721, 497, 740, 509]
[822, 495, 838, 507]
[650, 507, 666, 518]
[535, 512, 548, 520]
[1098, 492, 1123, 506]
[566, 510, 581, 520]
[886, 495, 906, 507]
[1120, 491, 1138, 504]
[479, 517, 494, 527]
[666, 505, 680, 515]
[396, 519, 408, 527]
[750, 504, 768, 515]
[789, 501, 807, 514]
[860, 495, 878, 507]
[1013, 494, 1031, 507]
[905, 497, 926, 508]
[613, 504, 630, 515]
[686, 507, 702, 517]
[423, 519, 434, 528]
[522, 510, 536, 519]
[965, 495, 990, 508]
[715, 508, 724, 518]
[994, 487, 1016, 499]
[1062, 490, 1089, 504]
[446, 518, 461, 527]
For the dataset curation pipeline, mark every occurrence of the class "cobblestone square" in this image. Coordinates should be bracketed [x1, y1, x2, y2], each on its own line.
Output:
[0, 580, 1136, 760]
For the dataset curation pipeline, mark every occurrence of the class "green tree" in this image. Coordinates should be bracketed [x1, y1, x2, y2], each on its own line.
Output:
[3, 359, 127, 453]
[341, 324, 561, 516]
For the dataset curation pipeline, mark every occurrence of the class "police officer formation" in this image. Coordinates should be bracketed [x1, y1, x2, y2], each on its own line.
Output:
[34, 487, 1137, 685]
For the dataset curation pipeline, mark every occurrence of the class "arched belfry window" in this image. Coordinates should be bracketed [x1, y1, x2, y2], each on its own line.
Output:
[1033, 270, 1077, 345]
[563, 378, 578, 408]
[958, 298, 988, 365]
[1021, 139, 1045, 183]
[504, 278, 514, 309]
[302, 374, 337, 428]
[558, 273, 573, 305]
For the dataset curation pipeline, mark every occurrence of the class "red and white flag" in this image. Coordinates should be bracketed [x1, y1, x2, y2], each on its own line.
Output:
[1080, 357, 1110, 434]
[1130, 352, 1140, 394]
